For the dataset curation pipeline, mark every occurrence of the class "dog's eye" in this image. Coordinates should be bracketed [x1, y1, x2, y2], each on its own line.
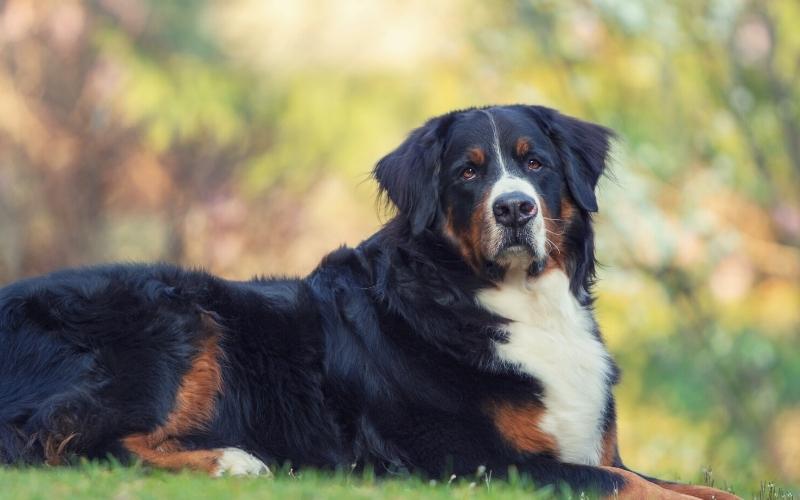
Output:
[527, 159, 542, 171]
[461, 167, 477, 180]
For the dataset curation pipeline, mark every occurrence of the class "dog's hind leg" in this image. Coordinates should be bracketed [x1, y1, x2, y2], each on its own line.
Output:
[121, 435, 269, 477]
[119, 324, 268, 477]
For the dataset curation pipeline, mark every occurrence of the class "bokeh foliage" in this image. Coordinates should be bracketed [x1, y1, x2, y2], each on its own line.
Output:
[0, 0, 798, 493]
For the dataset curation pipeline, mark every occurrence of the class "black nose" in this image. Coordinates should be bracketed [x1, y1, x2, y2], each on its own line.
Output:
[493, 192, 537, 227]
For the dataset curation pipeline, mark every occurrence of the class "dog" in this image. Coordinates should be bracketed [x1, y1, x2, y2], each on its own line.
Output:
[0, 105, 737, 498]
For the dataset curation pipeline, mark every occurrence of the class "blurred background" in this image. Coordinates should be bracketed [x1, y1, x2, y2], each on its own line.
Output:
[0, 0, 798, 492]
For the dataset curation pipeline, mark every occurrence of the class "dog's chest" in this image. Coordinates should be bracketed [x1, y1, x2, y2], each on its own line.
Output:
[477, 269, 612, 466]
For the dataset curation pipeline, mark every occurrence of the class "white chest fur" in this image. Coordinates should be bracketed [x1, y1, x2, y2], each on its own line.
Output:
[477, 269, 612, 466]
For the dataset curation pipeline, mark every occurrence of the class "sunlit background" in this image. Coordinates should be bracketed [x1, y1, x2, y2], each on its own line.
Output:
[0, 0, 798, 492]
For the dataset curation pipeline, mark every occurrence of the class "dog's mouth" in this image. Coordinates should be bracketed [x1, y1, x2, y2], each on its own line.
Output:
[498, 233, 533, 255]
[487, 223, 546, 266]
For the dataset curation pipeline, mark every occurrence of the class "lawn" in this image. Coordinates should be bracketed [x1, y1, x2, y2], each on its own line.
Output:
[0, 462, 794, 500]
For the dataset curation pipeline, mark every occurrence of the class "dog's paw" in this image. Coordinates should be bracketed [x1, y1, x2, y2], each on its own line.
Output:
[212, 447, 271, 477]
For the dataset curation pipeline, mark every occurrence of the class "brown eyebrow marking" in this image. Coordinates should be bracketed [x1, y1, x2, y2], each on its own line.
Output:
[515, 137, 532, 157]
[467, 147, 486, 166]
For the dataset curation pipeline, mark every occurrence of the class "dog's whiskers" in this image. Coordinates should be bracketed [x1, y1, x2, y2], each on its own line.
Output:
[544, 236, 561, 255]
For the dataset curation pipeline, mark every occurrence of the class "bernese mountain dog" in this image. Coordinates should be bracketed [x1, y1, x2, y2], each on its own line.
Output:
[0, 105, 737, 499]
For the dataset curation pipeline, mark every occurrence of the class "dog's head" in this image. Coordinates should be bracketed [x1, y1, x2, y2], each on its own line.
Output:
[374, 105, 613, 286]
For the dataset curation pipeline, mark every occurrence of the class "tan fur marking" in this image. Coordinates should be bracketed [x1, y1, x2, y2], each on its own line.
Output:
[122, 313, 224, 473]
[540, 201, 566, 270]
[600, 425, 618, 466]
[162, 327, 224, 435]
[653, 481, 741, 500]
[515, 137, 531, 157]
[467, 195, 487, 267]
[37, 409, 85, 465]
[443, 206, 474, 269]
[467, 147, 486, 166]
[43, 432, 78, 466]
[601, 467, 697, 499]
[123, 435, 222, 473]
[444, 193, 489, 272]
[491, 402, 557, 454]
[443, 206, 458, 242]
[560, 195, 575, 222]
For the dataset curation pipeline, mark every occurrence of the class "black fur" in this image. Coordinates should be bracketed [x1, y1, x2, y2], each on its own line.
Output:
[1, 105, 645, 495]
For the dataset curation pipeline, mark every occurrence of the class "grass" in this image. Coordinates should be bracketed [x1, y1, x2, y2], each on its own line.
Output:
[0, 462, 795, 500]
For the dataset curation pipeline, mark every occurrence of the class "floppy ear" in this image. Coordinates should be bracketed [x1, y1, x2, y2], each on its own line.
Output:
[373, 114, 453, 235]
[531, 107, 614, 212]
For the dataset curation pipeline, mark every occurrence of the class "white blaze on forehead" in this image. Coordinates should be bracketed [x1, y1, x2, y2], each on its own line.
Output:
[481, 109, 507, 175]
[477, 109, 538, 205]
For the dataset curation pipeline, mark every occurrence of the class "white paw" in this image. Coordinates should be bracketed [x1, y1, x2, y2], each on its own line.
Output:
[212, 447, 271, 477]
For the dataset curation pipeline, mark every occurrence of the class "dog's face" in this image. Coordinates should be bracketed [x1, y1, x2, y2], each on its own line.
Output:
[375, 105, 612, 279]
